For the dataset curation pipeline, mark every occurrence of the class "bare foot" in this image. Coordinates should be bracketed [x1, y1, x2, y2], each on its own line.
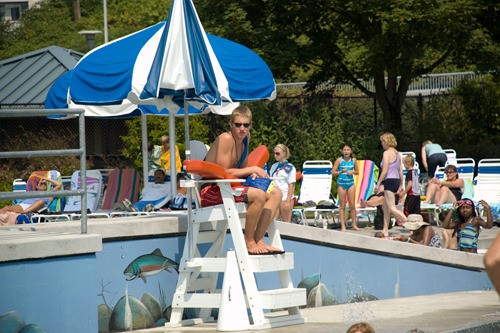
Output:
[257, 241, 283, 253]
[359, 199, 367, 208]
[382, 229, 389, 237]
[351, 224, 360, 231]
[246, 242, 268, 255]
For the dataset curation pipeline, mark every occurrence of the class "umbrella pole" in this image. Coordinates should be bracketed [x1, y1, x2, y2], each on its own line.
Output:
[169, 111, 177, 198]
[141, 113, 148, 181]
[184, 95, 190, 159]
[184, 95, 194, 259]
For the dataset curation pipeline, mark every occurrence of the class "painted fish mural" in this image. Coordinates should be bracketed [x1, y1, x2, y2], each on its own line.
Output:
[297, 273, 321, 299]
[0, 310, 47, 333]
[307, 283, 337, 307]
[123, 248, 179, 283]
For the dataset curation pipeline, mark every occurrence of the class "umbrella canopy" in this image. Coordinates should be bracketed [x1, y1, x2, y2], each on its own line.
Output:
[63, 1, 275, 116]
[46, 0, 276, 196]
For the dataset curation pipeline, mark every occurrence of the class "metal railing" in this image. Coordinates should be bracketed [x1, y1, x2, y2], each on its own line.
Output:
[0, 109, 88, 234]
[276, 71, 483, 94]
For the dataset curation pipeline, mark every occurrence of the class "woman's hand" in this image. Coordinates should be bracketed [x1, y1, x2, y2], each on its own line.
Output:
[479, 200, 490, 210]
[283, 200, 292, 210]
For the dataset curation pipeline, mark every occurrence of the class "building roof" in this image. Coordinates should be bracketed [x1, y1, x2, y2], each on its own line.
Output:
[0, 45, 83, 105]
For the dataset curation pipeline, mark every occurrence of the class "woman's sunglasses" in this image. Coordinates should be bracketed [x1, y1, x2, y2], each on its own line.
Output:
[233, 122, 251, 128]
[274, 152, 281, 156]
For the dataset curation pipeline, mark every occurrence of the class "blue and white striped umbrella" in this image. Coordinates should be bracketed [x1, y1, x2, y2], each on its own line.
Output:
[52, 0, 275, 117]
[46, 0, 275, 196]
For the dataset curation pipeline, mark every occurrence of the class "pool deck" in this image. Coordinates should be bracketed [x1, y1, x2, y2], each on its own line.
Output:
[132, 290, 499, 333]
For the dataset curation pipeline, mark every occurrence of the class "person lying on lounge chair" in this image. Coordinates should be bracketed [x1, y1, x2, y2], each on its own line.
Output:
[0, 177, 62, 214]
[202, 105, 284, 255]
[123, 169, 171, 212]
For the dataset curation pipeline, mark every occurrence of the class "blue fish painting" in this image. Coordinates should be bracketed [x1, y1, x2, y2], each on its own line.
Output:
[123, 248, 179, 283]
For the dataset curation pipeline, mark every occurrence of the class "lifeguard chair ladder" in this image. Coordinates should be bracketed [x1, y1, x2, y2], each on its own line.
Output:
[166, 160, 306, 330]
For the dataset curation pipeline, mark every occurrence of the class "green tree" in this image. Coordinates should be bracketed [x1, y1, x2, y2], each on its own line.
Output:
[0, 0, 171, 60]
[202, 0, 498, 135]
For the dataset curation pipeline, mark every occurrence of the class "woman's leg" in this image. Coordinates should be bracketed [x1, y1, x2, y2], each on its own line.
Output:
[0, 204, 23, 214]
[382, 191, 392, 237]
[435, 187, 457, 205]
[280, 199, 293, 222]
[386, 191, 407, 223]
[338, 186, 347, 232]
[424, 183, 439, 203]
[347, 185, 359, 230]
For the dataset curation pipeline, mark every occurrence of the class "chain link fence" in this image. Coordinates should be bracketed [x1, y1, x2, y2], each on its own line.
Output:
[0, 104, 130, 168]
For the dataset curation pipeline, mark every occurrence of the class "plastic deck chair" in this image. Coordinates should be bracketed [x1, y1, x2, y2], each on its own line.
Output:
[472, 159, 500, 220]
[64, 170, 104, 213]
[18, 170, 68, 223]
[189, 140, 209, 161]
[101, 168, 141, 210]
[25, 170, 64, 212]
[293, 160, 334, 228]
[443, 149, 457, 166]
[12, 178, 27, 205]
[454, 157, 476, 182]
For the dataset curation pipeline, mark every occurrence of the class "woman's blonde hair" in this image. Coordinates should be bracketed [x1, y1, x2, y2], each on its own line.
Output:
[275, 144, 290, 159]
[422, 140, 432, 146]
[346, 322, 376, 333]
[380, 132, 397, 148]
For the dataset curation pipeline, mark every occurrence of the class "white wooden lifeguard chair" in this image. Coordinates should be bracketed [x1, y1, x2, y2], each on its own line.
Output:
[166, 159, 306, 330]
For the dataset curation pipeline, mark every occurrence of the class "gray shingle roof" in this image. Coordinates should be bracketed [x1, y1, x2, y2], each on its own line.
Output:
[0, 45, 83, 105]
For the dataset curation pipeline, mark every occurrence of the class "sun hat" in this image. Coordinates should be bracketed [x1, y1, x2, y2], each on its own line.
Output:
[403, 214, 430, 230]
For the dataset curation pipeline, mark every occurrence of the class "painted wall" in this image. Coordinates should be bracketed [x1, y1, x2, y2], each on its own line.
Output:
[0, 254, 97, 332]
[0, 234, 493, 333]
[281, 240, 492, 302]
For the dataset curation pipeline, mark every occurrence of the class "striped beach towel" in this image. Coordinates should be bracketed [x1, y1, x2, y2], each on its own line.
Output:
[353, 160, 379, 207]
[101, 169, 141, 210]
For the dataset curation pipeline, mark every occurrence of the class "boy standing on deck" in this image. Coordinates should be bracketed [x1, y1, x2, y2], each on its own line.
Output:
[402, 155, 421, 216]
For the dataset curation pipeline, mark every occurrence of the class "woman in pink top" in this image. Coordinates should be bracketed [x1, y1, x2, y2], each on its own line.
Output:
[376, 132, 407, 237]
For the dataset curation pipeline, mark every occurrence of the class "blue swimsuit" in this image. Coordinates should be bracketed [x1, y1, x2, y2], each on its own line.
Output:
[236, 137, 248, 168]
[338, 157, 355, 190]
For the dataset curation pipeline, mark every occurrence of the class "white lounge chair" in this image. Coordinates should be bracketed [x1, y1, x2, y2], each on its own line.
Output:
[293, 160, 335, 228]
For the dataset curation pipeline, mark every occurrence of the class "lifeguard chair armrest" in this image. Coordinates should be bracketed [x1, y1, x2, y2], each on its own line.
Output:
[185, 144, 269, 181]
[184, 160, 231, 180]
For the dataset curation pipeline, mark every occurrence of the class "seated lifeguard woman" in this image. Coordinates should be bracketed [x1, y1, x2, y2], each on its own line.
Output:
[0, 177, 62, 214]
[202, 105, 283, 255]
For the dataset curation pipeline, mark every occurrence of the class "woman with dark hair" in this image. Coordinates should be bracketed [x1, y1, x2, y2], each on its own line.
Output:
[442, 198, 493, 253]
[333, 143, 359, 231]
[424, 164, 464, 205]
